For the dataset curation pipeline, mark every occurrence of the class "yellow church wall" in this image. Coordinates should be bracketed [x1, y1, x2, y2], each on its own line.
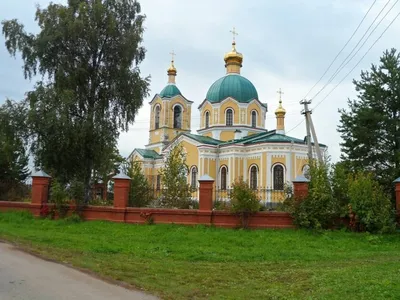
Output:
[219, 100, 239, 124]
[296, 157, 309, 176]
[272, 156, 286, 166]
[150, 98, 162, 130]
[247, 103, 261, 127]
[180, 140, 199, 171]
[208, 159, 216, 182]
[220, 131, 235, 141]
[200, 103, 213, 127]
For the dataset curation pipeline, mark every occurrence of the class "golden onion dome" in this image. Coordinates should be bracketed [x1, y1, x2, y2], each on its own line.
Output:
[224, 41, 243, 68]
[275, 89, 286, 115]
[167, 60, 177, 76]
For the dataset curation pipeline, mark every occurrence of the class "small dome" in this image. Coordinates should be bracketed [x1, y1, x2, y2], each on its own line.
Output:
[160, 84, 181, 98]
[206, 74, 258, 103]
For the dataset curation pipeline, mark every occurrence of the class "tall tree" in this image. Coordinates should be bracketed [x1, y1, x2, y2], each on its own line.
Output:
[2, 0, 150, 197]
[338, 48, 400, 190]
[0, 99, 29, 182]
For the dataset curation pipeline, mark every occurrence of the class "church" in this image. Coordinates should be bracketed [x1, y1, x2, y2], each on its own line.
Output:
[129, 33, 326, 202]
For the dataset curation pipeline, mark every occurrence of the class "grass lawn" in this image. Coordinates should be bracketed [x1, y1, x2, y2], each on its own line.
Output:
[1, 211, 400, 299]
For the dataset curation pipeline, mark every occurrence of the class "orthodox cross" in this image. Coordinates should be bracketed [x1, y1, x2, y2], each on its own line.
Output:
[170, 50, 176, 62]
[277, 88, 284, 102]
[230, 27, 238, 42]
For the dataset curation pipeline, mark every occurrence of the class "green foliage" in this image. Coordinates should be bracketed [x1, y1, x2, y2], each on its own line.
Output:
[2, 0, 150, 194]
[230, 179, 260, 228]
[0, 100, 29, 182]
[338, 48, 400, 191]
[49, 179, 69, 218]
[126, 160, 152, 207]
[330, 162, 351, 216]
[285, 161, 340, 230]
[348, 172, 396, 233]
[2, 211, 400, 299]
[159, 144, 192, 209]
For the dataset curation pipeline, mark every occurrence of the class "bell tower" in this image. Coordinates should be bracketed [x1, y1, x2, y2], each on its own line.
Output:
[146, 53, 193, 153]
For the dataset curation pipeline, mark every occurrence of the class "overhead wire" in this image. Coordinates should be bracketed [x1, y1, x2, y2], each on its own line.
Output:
[302, 0, 377, 100]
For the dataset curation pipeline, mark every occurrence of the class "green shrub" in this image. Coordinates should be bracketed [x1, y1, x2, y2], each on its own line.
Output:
[126, 160, 152, 207]
[230, 179, 260, 229]
[49, 179, 69, 218]
[285, 161, 340, 230]
[348, 173, 396, 233]
[159, 144, 192, 209]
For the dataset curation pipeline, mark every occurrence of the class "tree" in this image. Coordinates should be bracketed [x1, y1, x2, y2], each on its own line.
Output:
[230, 178, 260, 229]
[0, 99, 29, 182]
[126, 160, 152, 207]
[2, 0, 150, 198]
[338, 49, 400, 190]
[159, 143, 192, 209]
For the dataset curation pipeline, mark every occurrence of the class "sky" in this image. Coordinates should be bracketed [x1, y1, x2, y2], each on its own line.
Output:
[1, 0, 400, 162]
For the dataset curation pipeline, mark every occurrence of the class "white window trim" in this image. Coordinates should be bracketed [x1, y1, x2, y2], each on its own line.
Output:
[225, 108, 234, 126]
[248, 164, 259, 189]
[219, 165, 228, 189]
[251, 110, 258, 128]
[271, 163, 286, 190]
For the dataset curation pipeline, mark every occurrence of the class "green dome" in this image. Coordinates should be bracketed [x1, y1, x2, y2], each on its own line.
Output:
[206, 74, 258, 103]
[159, 84, 181, 98]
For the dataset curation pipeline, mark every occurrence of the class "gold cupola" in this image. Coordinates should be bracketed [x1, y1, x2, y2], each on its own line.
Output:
[167, 50, 177, 83]
[224, 27, 243, 74]
[275, 88, 286, 134]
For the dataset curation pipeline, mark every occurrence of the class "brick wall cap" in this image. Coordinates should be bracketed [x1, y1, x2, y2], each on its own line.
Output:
[112, 173, 131, 180]
[31, 170, 51, 178]
[393, 177, 400, 183]
[198, 174, 214, 182]
[292, 175, 310, 183]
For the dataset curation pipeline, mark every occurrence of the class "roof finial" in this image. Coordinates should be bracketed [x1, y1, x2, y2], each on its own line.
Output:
[167, 50, 177, 83]
[229, 27, 238, 51]
[169, 50, 176, 67]
[277, 88, 284, 107]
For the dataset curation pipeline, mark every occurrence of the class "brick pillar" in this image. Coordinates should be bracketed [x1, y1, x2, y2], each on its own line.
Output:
[198, 175, 214, 211]
[393, 177, 400, 213]
[292, 175, 310, 200]
[31, 170, 51, 216]
[113, 173, 131, 209]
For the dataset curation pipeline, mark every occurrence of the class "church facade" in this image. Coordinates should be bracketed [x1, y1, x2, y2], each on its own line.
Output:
[129, 37, 326, 202]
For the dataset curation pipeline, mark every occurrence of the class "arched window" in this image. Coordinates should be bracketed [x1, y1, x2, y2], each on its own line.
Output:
[205, 111, 210, 128]
[226, 109, 233, 126]
[190, 166, 198, 189]
[250, 165, 258, 190]
[273, 165, 284, 190]
[251, 110, 257, 128]
[220, 166, 227, 190]
[155, 105, 161, 129]
[173, 105, 182, 129]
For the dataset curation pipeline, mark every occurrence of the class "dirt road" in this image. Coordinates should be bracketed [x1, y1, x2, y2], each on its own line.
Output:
[0, 242, 158, 300]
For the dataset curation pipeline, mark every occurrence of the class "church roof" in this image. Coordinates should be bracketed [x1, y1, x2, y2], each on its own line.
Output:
[134, 148, 162, 159]
[206, 74, 259, 104]
[159, 84, 182, 98]
[184, 133, 222, 145]
[220, 130, 327, 147]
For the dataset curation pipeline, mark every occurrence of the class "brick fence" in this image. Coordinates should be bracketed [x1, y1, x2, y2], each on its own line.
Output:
[11, 171, 386, 229]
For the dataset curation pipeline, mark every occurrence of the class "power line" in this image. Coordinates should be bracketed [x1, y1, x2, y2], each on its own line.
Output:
[302, 0, 377, 100]
[287, 1, 399, 136]
[310, 0, 395, 101]
[313, 9, 400, 110]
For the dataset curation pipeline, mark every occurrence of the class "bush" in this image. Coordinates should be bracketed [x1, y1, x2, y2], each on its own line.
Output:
[49, 179, 69, 218]
[348, 173, 396, 233]
[284, 161, 340, 230]
[126, 160, 152, 207]
[159, 144, 192, 209]
[230, 179, 260, 229]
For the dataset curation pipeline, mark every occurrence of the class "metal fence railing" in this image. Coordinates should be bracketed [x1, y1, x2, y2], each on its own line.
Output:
[0, 180, 32, 202]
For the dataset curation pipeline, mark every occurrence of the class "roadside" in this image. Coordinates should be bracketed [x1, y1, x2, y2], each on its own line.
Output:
[0, 242, 158, 300]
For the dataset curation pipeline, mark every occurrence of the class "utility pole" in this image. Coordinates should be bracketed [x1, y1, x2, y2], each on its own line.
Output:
[300, 99, 323, 163]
